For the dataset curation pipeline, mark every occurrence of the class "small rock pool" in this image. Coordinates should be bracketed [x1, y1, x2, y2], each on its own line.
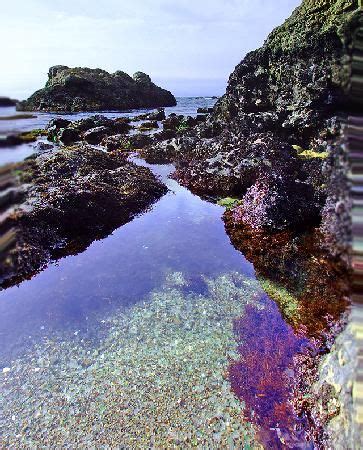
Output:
[0, 98, 312, 448]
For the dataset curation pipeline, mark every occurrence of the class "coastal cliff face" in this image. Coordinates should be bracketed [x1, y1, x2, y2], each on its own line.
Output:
[17, 66, 176, 112]
[147, 0, 355, 286]
[214, 0, 354, 129]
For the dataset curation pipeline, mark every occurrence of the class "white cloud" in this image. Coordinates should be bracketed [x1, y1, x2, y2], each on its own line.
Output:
[0, 0, 301, 98]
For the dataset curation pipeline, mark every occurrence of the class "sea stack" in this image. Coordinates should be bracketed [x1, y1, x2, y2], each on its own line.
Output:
[17, 66, 177, 112]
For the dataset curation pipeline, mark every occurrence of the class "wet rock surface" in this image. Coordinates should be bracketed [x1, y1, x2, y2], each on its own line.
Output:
[0, 145, 167, 288]
[17, 66, 177, 112]
[310, 323, 362, 449]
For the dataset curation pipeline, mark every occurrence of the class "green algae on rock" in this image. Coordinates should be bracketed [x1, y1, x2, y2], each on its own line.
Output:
[0, 272, 262, 448]
[217, 197, 241, 209]
[258, 278, 300, 326]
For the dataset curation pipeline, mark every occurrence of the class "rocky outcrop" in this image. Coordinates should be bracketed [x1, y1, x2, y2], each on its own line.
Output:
[310, 324, 362, 449]
[147, 0, 356, 234]
[0, 97, 18, 107]
[46, 115, 132, 145]
[17, 66, 176, 112]
[0, 146, 167, 287]
[133, 107, 166, 121]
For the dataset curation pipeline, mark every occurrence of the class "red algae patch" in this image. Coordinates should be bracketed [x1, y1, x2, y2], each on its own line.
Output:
[223, 210, 350, 337]
[223, 209, 351, 447]
[229, 294, 313, 448]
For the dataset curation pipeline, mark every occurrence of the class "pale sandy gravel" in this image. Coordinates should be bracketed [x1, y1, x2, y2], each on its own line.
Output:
[1, 272, 264, 449]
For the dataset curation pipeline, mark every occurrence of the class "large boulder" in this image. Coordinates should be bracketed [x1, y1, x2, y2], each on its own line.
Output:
[0, 146, 167, 287]
[233, 175, 322, 232]
[58, 127, 81, 145]
[0, 96, 18, 107]
[17, 66, 177, 112]
[83, 126, 110, 144]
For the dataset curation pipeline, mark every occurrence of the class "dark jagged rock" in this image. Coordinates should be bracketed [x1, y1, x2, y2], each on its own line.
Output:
[210, 0, 355, 140]
[146, 108, 166, 121]
[0, 145, 167, 287]
[58, 128, 81, 145]
[196, 107, 213, 114]
[138, 120, 159, 131]
[17, 66, 176, 112]
[32, 141, 54, 153]
[46, 118, 71, 129]
[162, 114, 197, 131]
[133, 108, 166, 121]
[0, 96, 18, 107]
[83, 126, 110, 144]
[229, 169, 323, 233]
[46, 115, 133, 144]
[102, 133, 153, 151]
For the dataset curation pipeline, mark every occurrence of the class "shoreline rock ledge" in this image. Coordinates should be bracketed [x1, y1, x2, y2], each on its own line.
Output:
[17, 66, 177, 112]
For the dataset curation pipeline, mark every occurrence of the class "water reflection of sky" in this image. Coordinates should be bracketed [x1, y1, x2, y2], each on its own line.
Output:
[0, 155, 254, 364]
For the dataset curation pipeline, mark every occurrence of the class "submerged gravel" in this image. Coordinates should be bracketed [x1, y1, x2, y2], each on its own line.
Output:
[1, 272, 263, 448]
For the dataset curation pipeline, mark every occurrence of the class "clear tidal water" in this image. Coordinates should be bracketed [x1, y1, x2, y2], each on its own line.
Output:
[0, 157, 255, 364]
[0, 98, 310, 448]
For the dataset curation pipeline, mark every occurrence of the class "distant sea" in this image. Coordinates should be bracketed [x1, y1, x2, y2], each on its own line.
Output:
[0, 96, 218, 165]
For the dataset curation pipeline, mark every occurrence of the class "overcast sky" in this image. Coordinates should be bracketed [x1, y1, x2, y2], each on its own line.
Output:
[1, 0, 300, 99]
